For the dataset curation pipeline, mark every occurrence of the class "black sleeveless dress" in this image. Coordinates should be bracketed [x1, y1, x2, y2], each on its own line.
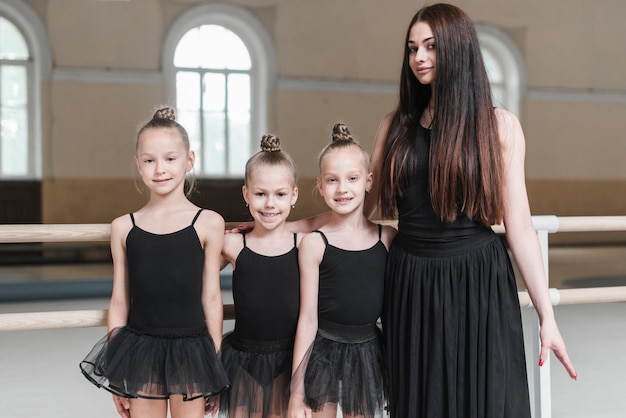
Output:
[220, 233, 300, 417]
[80, 209, 229, 401]
[301, 225, 387, 417]
[383, 125, 531, 417]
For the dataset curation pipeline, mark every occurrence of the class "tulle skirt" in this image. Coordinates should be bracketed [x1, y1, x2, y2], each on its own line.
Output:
[80, 325, 230, 401]
[296, 319, 386, 417]
[219, 332, 294, 417]
[384, 231, 531, 418]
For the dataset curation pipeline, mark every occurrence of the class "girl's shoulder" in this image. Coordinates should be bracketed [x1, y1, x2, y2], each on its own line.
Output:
[378, 222, 397, 250]
[222, 232, 244, 262]
[494, 107, 525, 155]
[110, 213, 134, 238]
[193, 208, 225, 230]
[299, 230, 327, 251]
[295, 231, 306, 248]
[111, 212, 132, 228]
[190, 208, 225, 248]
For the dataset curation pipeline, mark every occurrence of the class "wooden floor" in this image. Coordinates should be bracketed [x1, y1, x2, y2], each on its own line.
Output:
[1, 244, 625, 417]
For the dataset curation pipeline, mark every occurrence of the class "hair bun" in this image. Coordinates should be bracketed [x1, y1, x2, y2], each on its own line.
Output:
[153, 107, 176, 122]
[260, 134, 281, 152]
[331, 123, 353, 143]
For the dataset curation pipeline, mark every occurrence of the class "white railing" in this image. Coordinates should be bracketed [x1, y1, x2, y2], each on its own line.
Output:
[1, 217, 626, 418]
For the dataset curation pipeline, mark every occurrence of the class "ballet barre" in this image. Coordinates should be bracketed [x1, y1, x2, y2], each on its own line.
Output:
[2, 285, 625, 332]
[2, 216, 626, 418]
[0, 305, 237, 332]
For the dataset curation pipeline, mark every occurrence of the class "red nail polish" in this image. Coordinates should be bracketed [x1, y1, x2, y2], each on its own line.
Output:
[539, 359, 544, 367]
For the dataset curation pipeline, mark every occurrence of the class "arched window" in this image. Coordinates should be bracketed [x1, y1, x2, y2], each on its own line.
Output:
[0, 15, 29, 177]
[0, 1, 50, 180]
[163, 4, 275, 177]
[477, 24, 525, 117]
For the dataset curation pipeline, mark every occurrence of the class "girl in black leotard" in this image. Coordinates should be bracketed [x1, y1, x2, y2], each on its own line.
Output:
[220, 135, 302, 418]
[288, 124, 396, 418]
[80, 107, 229, 418]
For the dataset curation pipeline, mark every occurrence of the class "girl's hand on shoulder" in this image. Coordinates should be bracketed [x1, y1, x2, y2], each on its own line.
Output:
[539, 317, 577, 380]
[225, 221, 254, 234]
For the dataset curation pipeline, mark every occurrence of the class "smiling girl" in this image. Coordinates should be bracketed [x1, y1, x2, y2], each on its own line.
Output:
[80, 107, 229, 418]
[288, 123, 396, 418]
[220, 134, 302, 418]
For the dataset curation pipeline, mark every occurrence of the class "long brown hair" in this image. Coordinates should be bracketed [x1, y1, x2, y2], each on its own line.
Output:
[380, 3, 504, 226]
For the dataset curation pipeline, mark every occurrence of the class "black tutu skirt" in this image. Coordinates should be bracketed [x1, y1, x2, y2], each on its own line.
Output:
[384, 231, 531, 418]
[80, 325, 230, 401]
[219, 332, 294, 417]
[296, 319, 386, 417]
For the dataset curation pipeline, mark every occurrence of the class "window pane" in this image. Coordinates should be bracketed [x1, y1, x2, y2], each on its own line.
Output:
[176, 72, 201, 111]
[1, 65, 27, 106]
[203, 73, 226, 112]
[175, 25, 251, 71]
[174, 28, 202, 68]
[227, 74, 250, 112]
[481, 49, 503, 83]
[203, 110, 225, 175]
[227, 74, 250, 175]
[0, 17, 29, 60]
[228, 112, 250, 176]
[1, 107, 28, 175]
[177, 109, 202, 172]
[1, 65, 28, 176]
[199, 25, 251, 70]
[202, 72, 226, 174]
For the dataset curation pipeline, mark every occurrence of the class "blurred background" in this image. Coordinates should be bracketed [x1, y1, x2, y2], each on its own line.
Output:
[0, 0, 625, 417]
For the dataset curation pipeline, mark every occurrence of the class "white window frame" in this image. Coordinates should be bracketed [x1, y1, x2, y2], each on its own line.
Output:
[0, 0, 51, 180]
[477, 24, 526, 118]
[162, 3, 275, 178]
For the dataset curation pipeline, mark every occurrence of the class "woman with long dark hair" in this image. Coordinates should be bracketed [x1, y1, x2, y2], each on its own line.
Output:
[367, 4, 577, 417]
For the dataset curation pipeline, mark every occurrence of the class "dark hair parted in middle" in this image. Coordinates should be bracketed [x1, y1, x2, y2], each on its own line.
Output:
[379, 3, 504, 226]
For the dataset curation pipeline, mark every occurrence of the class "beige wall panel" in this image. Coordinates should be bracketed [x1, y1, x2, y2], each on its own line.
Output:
[47, 0, 163, 69]
[42, 178, 147, 224]
[275, 1, 409, 80]
[290, 177, 327, 220]
[523, 100, 626, 180]
[48, 82, 168, 178]
[522, 1, 625, 89]
[528, 179, 626, 216]
[274, 89, 397, 178]
[23, 0, 47, 22]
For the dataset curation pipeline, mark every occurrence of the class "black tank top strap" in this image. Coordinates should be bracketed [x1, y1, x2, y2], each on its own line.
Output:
[242, 233, 247, 247]
[293, 233, 298, 247]
[313, 230, 328, 246]
[191, 208, 204, 226]
[129, 213, 135, 226]
[378, 223, 382, 240]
